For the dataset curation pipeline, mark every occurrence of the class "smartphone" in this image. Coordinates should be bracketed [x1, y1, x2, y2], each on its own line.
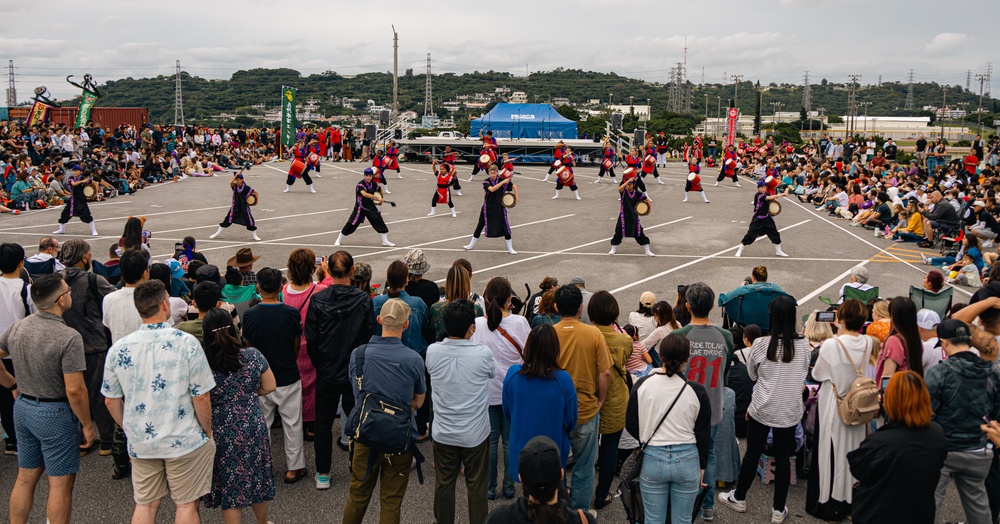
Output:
[174, 242, 183, 251]
[315, 256, 324, 266]
[880, 376, 890, 392]
[815, 311, 837, 323]
[677, 284, 685, 294]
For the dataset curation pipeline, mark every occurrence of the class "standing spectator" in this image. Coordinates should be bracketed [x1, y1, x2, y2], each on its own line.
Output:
[875, 297, 924, 379]
[0, 274, 94, 524]
[404, 249, 439, 311]
[101, 280, 216, 524]
[472, 276, 529, 500]
[201, 309, 277, 524]
[569, 276, 593, 324]
[242, 268, 307, 483]
[343, 298, 426, 524]
[502, 325, 577, 486]
[809, 299, 876, 521]
[553, 285, 612, 512]
[626, 334, 712, 524]
[373, 260, 431, 438]
[282, 248, 325, 442]
[718, 295, 810, 524]
[58, 238, 116, 455]
[926, 319, 1000, 524]
[427, 300, 494, 524]
[848, 371, 947, 524]
[0, 243, 35, 455]
[305, 251, 373, 490]
[176, 282, 221, 344]
[672, 282, 735, 520]
[588, 291, 633, 509]
[917, 309, 944, 372]
[628, 291, 657, 340]
[430, 265, 482, 342]
[227, 248, 259, 287]
[484, 436, 597, 524]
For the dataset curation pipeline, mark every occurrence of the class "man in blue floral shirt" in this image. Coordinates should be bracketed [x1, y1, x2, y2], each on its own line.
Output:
[102, 280, 216, 523]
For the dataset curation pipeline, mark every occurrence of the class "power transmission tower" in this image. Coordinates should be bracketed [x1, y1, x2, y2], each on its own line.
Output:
[424, 53, 433, 117]
[878, 74, 882, 87]
[967, 70, 972, 92]
[173, 60, 184, 127]
[731, 74, 743, 108]
[802, 71, 812, 112]
[6, 60, 15, 108]
[904, 69, 915, 111]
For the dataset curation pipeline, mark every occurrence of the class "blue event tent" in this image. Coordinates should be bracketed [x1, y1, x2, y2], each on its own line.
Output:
[469, 103, 577, 140]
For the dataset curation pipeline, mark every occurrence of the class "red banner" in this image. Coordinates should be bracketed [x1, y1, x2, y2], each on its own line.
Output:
[26, 100, 52, 126]
[725, 108, 739, 148]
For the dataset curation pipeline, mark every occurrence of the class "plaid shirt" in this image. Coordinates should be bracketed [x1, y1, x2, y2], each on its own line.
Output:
[240, 270, 257, 286]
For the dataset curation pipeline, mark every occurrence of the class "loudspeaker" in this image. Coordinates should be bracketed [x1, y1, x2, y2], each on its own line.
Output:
[394, 129, 402, 140]
[611, 112, 623, 130]
[379, 110, 390, 127]
[364, 125, 377, 141]
[634, 128, 646, 147]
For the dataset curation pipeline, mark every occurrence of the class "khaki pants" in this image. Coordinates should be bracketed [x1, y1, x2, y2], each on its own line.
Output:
[342, 442, 412, 524]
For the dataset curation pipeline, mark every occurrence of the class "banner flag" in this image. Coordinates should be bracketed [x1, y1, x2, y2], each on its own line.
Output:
[75, 91, 98, 128]
[27, 100, 52, 126]
[280, 86, 297, 148]
[725, 108, 739, 148]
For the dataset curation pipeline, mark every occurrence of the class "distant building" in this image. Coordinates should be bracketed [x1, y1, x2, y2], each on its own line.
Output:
[609, 104, 650, 122]
[552, 97, 570, 107]
[421, 116, 441, 128]
[510, 92, 528, 104]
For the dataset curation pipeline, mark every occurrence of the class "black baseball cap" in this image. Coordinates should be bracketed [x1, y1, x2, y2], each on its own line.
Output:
[518, 436, 562, 499]
[937, 319, 971, 341]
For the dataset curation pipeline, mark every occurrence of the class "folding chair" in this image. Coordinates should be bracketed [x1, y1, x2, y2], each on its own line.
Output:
[23, 258, 55, 280]
[819, 286, 879, 307]
[92, 260, 122, 287]
[720, 287, 791, 333]
[909, 285, 954, 321]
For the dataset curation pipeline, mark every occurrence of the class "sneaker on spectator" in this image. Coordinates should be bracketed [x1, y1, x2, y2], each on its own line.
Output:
[921, 253, 929, 265]
[315, 473, 331, 490]
[772, 507, 788, 523]
[984, 239, 995, 248]
[717, 490, 746, 513]
[4, 441, 16, 455]
[701, 507, 715, 521]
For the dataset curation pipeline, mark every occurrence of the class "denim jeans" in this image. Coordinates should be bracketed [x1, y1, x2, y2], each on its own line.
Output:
[701, 424, 719, 511]
[928, 256, 957, 267]
[640, 443, 701, 524]
[568, 412, 601, 510]
[488, 405, 514, 495]
[894, 231, 924, 242]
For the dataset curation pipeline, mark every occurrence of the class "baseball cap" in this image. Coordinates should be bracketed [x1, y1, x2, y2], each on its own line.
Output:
[973, 200, 986, 207]
[916, 309, 941, 331]
[378, 298, 411, 330]
[352, 261, 372, 283]
[569, 276, 585, 286]
[518, 436, 563, 500]
[757, 178, 768, 187]
[166, 259, 185, 280]
[937, 319, 970, 341]
[71, 164, 82, 171]
[639, 291, 656, 307]
[363, 167, 375, 176]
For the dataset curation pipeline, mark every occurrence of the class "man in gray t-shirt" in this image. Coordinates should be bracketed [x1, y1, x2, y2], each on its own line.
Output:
[0, 273, 95, 522]
[672, 282, 734, 518]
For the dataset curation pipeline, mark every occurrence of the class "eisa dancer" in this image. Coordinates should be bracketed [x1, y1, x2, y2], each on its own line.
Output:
[734, 179, 789, 258]
[469, 130, 498, 181]
[284, 139, 317, 193]
[463, 164, 518, 255]
[683, 161, 709, 203]
[53, 164, 98, 236]
[594, 141, 617, 183]
[334, 168, 395, 247]
[427, 158, 459, 217]
[209, 172, 260, 241]
[543, 140, 566, 182]
[371, 150, 391, 194]
[610, 170, 654, 256]
[552, 146, 581, 200]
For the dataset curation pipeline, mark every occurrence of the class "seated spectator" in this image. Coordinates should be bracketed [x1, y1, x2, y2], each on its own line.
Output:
[530, 289, 561, 327]
[847, 371, 947, 524]
[228, 248, 259, 286]
[890, 200, 924, 242]
[865, 300, 892, 345]
[968, 200, 1000, 248]
[25, 236, 64, 272]
[622, 324, 653, 377]
[525, 276, 558, 324]
[404, 249, 439, 311]
[918, 190, 961, 247]
[639, 301, 681, 354]
[916, 309, 944, 372]
[105, 244, 120, 266]
[922, 270, 946, 294]
[221, 265, 260, 307]
[177, 282, 222, 343]
[837, 264, 874, 302]
[627, 292, 657, 340]
[718, 266, 784, 306]
[923, 235, 986, 279]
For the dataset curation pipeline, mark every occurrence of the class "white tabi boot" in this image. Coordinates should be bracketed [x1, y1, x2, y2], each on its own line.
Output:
[209, 226, 225, 239]
[380, 234, 395, 247]
[608, 244, 618, 255]
[251, 231, 261, 241]
[53, 224, 65, 234]
[643, 244, 654, 257]
[283, 185, 292, 193]
[573, 190, 581, 200]
[702, 192, 710, 203]
[505, 239, 517, 255]
[334, 233, 344, 246]
[463, 236, 478, 250]
[309, 184, 316, 193]
[89, 222, 98, 236]
[775, 244, 788, 257]
[734, 244, 745, 257]
[427, 207, 437, 216]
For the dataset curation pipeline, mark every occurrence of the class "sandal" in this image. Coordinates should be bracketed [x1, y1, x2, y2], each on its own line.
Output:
[284, 468, 308, 484]
[594, 494, 613, 510]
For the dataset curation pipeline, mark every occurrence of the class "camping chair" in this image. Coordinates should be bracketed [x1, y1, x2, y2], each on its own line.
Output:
[92, 260, 122, 287]
[720, 288, 791, 333]
[909, 285, 954, 321]
[819, 286, 879, 307]
[23, 258, 55, 280]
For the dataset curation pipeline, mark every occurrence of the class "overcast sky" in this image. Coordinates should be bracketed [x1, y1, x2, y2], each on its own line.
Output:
[2, 0, 995, 103]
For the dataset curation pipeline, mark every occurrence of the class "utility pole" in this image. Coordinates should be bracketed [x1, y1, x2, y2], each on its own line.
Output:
[704, 94, 709, 124]
[847, 74, 861, 139]
[716, 96, 721, 136]
[731, 74, 743, 108]
[173, 60, 184, 127]
[860, 101, 871, 134]
[770, 102, 783, 127]
[6, 60, 15, 108]
[391, 26, 399, 123]
[905, 69, 915, 111]
[424, 53, 433, 117]
[802, 70, 812, 112]
[976, 72, 987, 133]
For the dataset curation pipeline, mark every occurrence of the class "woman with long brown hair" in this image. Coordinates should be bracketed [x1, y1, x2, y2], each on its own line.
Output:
[430, 265, 483, 341]
[472, 276, 530, 500]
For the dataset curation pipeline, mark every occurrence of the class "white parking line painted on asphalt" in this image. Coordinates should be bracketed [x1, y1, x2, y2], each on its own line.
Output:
[437, 216, 695, 284]
[0, 205, 233, 234]
[609, 219, 811, 294]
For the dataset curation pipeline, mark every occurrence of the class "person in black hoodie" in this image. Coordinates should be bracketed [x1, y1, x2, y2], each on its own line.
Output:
[484, 436, 595, 524]
[848, 371, 947, 524]
[304, 251, 374, 490]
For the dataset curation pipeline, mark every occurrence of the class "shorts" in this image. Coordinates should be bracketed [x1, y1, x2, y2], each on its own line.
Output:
[332, 144, 342, 152]
[131, 439, 216, 505]
[916, 151, 927, 160]
[13, 397, 81, 476]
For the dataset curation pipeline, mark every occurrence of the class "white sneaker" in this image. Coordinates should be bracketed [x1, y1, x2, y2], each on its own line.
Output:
[283, 187, 291, 193]
[468, 175, 475, 182]
[714, 182, 719, 186]
[657, 178, 665, 185]
[717, 490, 746, 513]
[594, 178, 601, 184]
[315, 473, 331, 490]
[456, 191, 462, 196]
[771, 507, 788, 523]
[920, 253, 929, 265]
[734, 182, 742, 188]
[251, 232, 261, 241]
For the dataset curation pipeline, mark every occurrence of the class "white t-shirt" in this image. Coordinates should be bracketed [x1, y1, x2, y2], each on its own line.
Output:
[471, 314, 530, 406]
[0, 276, 35, 359]
[922, 338, 943, 372]
[103, 287, 141, 344]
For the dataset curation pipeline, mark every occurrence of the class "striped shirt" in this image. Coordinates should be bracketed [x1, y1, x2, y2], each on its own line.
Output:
[746, 336, 811, 428]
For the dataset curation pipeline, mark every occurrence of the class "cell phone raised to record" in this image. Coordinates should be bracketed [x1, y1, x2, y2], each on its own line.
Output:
[880, 376, 890, 392]
[815, 311, 837, 323]
[315, 256, 324, 266]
